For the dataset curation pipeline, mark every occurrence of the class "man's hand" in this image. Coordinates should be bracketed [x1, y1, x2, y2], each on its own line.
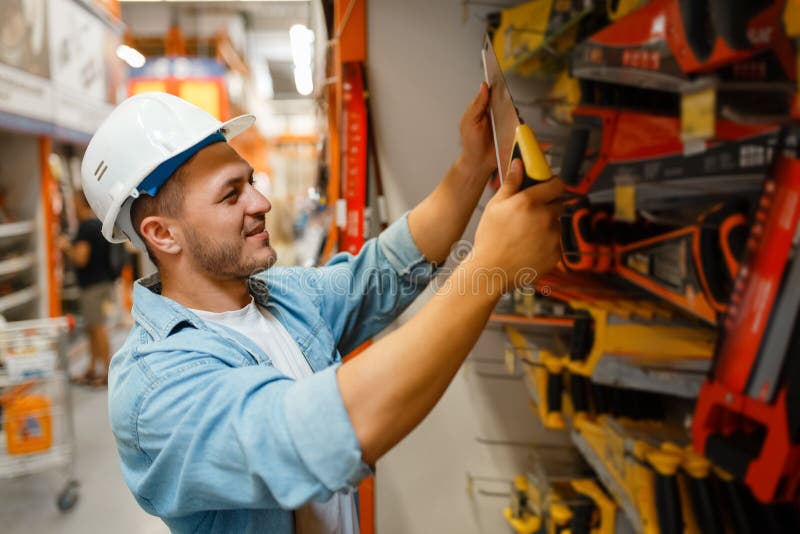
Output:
[56, 234, 72, 252]
[472, 158, 563, 291]
[456, 82, 496, 180]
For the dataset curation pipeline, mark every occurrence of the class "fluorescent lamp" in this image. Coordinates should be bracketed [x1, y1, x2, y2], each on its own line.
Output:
[116, 44, 146, 68]
[290, 24, 314, 96]
[293, 65, 313, 96]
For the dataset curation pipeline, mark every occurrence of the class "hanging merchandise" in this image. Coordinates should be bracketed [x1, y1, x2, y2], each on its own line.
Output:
[339, 62, 368, 255]
[559, 105, 779, 198]
[487, 0, 605, 78]
[614, 200, 749, 325]
[360, 64, 389, 236]
[692, 132, 800, 503]
[572, 0, 796, 93]
[481, 0, 800, 529]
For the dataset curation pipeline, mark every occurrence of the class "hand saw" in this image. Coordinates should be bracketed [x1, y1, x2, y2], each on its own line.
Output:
[482, 34, 552, 189]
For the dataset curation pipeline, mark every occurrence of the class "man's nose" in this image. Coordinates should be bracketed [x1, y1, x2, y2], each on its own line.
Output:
[246, 186, 271, 215]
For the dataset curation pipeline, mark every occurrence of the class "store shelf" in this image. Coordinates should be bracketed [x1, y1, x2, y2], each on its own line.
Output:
[587, 174, 764, 211]
[488, 313, 575, 331]
[591, 354, 710, 399]
[570, 429, 643, 533]
[0, 221, 35, 240]
[0, 254, 35, 278]
[0, 286, 39, 313]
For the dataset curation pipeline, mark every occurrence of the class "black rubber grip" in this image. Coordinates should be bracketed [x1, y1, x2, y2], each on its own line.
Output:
[547, 372, 563, 413]
[560, 127, 590, 187]
[569, 503, 594, 534]
[709, 0, 766, 51]
[655, 472, 684, 534]
[570, 311, 594, 362]
[570, 375, 589, 414]
[706, 431, 763, 480]
[592, 383, 610, 415]
[718, 479, 757, 534]
[678, 0, 715, 62]
[512, 142, 540, 191]
[688, 476, 724, 534]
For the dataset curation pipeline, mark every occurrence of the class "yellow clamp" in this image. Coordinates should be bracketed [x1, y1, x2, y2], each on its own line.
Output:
[570, 479, 615, 534]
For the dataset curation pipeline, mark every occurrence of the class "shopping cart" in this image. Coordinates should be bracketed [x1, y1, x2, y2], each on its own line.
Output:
[0, 316, 79, 512]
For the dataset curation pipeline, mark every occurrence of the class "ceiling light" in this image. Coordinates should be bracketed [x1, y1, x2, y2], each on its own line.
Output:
[294, 65, 313, 96]
[116, 44, 146, 68]
[290, 24, 314, 96]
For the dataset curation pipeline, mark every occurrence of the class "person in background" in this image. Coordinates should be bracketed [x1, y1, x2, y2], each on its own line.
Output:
[59, 191, 115, 386]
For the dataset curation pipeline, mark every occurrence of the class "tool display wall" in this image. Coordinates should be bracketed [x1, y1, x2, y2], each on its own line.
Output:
[483, 1, 800, 533]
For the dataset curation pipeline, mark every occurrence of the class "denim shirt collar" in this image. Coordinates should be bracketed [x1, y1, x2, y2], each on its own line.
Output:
[132, 273, 329, 372]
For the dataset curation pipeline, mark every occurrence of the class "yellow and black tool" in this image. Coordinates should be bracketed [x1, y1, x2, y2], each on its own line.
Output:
[503, 475, 543, 534]
[570, 479, 616, 534]
[482, 34, 552, 190]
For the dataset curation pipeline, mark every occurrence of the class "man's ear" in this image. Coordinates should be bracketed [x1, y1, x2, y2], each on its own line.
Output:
[140, 216, 182, 257]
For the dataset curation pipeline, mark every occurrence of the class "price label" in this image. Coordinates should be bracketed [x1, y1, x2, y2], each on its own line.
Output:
[505, 346, 516, 375]
[681, 86, 716, 142]
[614, 179, 637, 223]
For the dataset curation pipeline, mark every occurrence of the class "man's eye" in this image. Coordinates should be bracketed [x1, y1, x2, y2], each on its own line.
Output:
[223, 190, 237, 201]
[248, 176, 255, 186]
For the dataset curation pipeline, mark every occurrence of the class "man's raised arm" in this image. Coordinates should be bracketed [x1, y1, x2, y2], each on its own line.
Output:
[407, 82, 497, 265]
[339, 159, 564, 465]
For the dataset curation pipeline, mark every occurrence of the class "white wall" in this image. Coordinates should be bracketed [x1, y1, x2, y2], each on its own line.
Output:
[368, 1, 572, 533]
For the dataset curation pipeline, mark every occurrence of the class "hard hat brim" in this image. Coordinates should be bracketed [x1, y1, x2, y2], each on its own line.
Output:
[220, 114, 256, 140]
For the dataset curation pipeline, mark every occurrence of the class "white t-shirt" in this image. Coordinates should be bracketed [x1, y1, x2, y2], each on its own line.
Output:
[191, 300, 360, 534]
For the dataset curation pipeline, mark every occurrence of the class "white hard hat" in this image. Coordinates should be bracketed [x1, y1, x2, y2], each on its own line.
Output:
[81, 92, 254, 250]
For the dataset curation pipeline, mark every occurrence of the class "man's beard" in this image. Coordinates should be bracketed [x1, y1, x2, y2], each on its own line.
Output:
[184, 225, 275, 279]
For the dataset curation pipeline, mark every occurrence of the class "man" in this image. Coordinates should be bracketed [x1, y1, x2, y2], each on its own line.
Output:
[81, 88, 562, 533]
[59, 192, 115, 386]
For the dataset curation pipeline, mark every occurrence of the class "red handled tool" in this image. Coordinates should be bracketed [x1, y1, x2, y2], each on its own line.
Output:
[692, 135, 800, 503]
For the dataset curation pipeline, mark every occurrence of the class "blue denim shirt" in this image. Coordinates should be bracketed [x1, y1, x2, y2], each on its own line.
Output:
[108, 214, 436, 533]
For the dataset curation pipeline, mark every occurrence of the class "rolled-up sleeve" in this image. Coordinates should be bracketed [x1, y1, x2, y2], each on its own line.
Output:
[130, 358, 371, 518]
[316, 213, 438, 353]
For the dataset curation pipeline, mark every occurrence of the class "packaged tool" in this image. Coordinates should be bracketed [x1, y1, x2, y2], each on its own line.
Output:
[487, 0, 605, 78]
[560, 105, 779, 197]
[614, 200, 750, 325]
[572, 0, 796, 92]
[692, 139, 800, 503]
[561, 198, 597, 271]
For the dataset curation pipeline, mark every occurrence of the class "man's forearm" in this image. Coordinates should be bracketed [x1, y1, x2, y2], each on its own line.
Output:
[337, 257, 501, 464]
[406, 156, 489, 264]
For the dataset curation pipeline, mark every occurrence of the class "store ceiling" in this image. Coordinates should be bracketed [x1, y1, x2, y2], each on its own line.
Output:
[121, 0, 314, 100]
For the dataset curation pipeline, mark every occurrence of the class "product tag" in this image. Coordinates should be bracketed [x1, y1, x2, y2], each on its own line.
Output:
[614, 176, 637, 223]
[505, 346, 516, 375]
[681, 85, 716, 142]
[335, 199, 347, 228]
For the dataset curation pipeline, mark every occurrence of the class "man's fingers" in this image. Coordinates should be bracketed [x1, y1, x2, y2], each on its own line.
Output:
[517, 176, 565, 205]
[467, 82, 489, 123]
[494, 158, 523, 200]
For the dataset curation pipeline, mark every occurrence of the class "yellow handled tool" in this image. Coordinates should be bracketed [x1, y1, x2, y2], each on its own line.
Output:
[482, 34, 552, 189]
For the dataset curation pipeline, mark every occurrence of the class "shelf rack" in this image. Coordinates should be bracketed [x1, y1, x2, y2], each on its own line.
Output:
[0, 254, 36, 278]
[0, 221, 35, 240]
[0, 286, 39, 314]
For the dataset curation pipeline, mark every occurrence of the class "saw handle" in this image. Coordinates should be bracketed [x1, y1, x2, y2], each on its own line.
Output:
[647, 449, 684, 534]
[508, 124, 552, 190]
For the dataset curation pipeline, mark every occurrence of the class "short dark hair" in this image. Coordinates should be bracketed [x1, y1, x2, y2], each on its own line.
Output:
[130, 165, 189, 266]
